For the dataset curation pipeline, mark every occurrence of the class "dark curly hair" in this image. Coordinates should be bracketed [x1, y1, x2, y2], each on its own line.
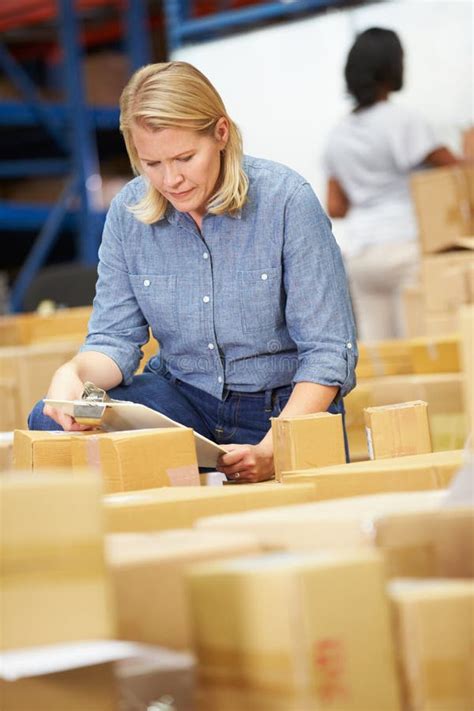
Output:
[345, 27, 404, 109]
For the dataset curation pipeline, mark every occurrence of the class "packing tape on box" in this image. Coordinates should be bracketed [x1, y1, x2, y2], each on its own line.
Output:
[1, 541, 105, 582]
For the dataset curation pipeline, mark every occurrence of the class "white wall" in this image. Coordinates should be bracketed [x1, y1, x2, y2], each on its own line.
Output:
[174, 0, 473, 247]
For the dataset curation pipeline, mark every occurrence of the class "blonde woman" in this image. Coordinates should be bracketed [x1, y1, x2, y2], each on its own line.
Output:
[30, 62, 357, 482]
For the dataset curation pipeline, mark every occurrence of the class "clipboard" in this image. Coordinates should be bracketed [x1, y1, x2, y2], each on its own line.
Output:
[44, 396, 227, 468]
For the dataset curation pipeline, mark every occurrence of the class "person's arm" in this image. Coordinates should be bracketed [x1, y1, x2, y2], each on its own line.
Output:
[43, 351, 123, 430]
[217, 381, 338, 482]
[326, 177, 350, 218]
[424, 146, 460, 167]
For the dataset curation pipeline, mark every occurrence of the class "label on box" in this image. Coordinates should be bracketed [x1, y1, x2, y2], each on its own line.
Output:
[365, 426, 374, 460]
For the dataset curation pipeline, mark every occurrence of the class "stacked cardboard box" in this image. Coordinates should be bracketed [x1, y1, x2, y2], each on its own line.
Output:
[409, 165, 473, 337]
[346, 373, 467, 458]
[280, 449, 462, 498]
[188, 549, 402, 710]
[106, 529, 262, 649]
[0, 471, 114, 650]
[71, 428, 200, 492]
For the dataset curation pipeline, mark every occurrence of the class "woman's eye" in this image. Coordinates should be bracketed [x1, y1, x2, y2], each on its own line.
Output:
[145, 162, 160, 168]
[178, 155, 193, 162]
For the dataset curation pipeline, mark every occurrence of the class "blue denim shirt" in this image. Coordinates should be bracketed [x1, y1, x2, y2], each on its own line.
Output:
[82, 156, 357, 400]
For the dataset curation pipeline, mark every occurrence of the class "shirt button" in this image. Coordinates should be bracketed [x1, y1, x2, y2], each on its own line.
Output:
[217, 376, 223, 383]
[202, 252, 209, 259]
[143, 279, 151, 287]
[203, 296, 210, 303]
[208, 343, 215, 350]
[261, 273, 268, 280]
[347, 342, 353, 349]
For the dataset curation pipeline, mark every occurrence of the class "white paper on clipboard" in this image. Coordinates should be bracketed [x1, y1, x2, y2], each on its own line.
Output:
[44, 398, 227, 468]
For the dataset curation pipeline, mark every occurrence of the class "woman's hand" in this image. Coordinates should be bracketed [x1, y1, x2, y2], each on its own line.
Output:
[43, 363, 91, 431]
[217, 440, 274, 483]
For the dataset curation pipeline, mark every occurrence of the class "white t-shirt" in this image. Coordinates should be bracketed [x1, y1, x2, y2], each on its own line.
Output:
[324, 102, 439, 256]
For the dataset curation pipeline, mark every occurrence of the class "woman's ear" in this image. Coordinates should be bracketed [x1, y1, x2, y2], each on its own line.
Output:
[215, 117, 230, 148]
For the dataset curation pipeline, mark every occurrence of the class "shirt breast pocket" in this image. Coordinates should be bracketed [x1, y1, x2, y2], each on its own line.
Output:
[129, 273, 177, 336]
[238, 267, 284, 334]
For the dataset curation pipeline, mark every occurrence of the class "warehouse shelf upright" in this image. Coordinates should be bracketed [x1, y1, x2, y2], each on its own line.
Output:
[0, 0, 152, 312]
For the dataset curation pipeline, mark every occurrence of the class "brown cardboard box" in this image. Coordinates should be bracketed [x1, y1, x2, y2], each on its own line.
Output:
[459, 305, 474, 442]
[374, 507, 474, 578]
[195, 490, 445, 551]
[402, 284, 426, 338]
[282, 449, 463, 489]
[364, 401, 432, 459]
[187, 549, 402, 709]
[0, 378, 19, 431]
[282, 451, 461, 502]
[410, 166, 474, 254]
[344, 384, 373, 462]
[389, 579, 474, 711]
[422, 251, 473, 313]
[423, 311, 461, 337]
[0, 435, 13, 471]
[0, 307, 91, 347]
[106, 529, 261, 650]
[434, 508, 474, 578]
[14, 429, 96, 471]
[357, 374, 467, 451]
[0, 663, 118, 711]
[0, 472, 114, 650]
[409, 335, 460, 373]
[272, 413, 346, 481]
[357, 340, 412, 378]
[71, 428, 200, 493]
[0, 341, 82, 427]
[104, 482, 317, 533]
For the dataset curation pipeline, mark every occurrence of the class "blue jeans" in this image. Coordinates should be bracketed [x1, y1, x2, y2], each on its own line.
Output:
[28, 364, 349, 460]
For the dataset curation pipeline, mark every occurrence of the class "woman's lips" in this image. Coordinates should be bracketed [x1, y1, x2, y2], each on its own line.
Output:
[168, 188, 194, 199]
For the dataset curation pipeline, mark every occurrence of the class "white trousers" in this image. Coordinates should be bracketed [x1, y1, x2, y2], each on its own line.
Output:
[345, 240, 419, 342]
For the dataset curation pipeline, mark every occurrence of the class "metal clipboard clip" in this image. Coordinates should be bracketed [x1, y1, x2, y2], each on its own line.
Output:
[73, 381, 111, 426]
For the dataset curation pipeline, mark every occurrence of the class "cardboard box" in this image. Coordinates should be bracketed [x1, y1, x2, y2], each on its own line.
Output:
[283, 451, 460, 498]
[422, 251, 473, 313]
[409, 335, 460, 374]
[104, 482, 317, 533]
[356, 374, 467, 451]
[282, 449, 463, 487]
[0, 341, 82, 428]
[0, 433, 13, 472]
[459, 305, 474, 442]
[357, 340, 412, 378]
[389, 579, 474, 710]
[374, 507, 474, 578]
[0, 307, 91, 347]
[187, 550, 401, 709]
[0, 378, 19, 431]
[106, 529, 261, 649]
[402, 284, 426, 338]
[195, 490, 445, 551]
[423, 311, 460, 337]
[410, 166, 474, 254]
[272, 413, 346, 481]
[364, 401, 432, 459]
[0, 472, 114, 650]
[0, 662, 118, 711]
[13, 429, 96, 471]
[71, 428, 200, 493]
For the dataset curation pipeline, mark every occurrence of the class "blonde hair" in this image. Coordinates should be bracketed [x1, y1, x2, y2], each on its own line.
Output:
[119, 61, 248, 223]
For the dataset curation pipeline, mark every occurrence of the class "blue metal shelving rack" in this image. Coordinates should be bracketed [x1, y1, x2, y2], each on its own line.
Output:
[0, 0, 152, 311]
[164, 0, 344, 51]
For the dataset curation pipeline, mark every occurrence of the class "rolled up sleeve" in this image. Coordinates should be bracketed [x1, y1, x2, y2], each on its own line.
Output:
[283, 182, 357, 397]
[80, 197, 149, 384]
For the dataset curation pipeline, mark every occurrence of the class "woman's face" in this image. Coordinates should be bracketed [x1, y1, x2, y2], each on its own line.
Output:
[132, 118, 229, 223]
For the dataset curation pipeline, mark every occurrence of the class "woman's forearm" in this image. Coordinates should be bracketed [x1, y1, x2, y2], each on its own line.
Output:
[61, 351, 123, 392]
